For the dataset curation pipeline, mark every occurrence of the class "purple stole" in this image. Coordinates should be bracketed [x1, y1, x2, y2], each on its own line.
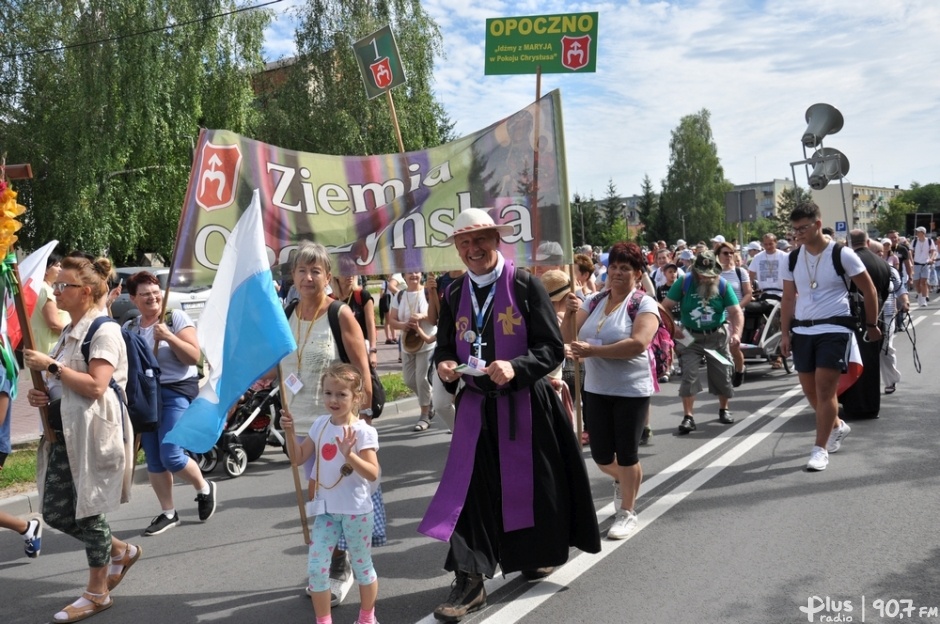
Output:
[418, 261, 534, 541]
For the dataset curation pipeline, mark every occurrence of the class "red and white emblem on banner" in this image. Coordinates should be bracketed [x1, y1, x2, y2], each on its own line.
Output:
[195, 142, 242, 212]
[561, 35, 591, 71]
[370, 57, 393, 89]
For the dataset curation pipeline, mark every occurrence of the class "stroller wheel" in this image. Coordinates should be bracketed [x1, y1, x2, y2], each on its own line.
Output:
[189, 447, 218, 474]
[224, 447, 248, 478]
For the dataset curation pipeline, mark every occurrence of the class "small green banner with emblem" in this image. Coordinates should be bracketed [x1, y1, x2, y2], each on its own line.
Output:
[352, 25, 406, 99]
[485, 12, 599, 75]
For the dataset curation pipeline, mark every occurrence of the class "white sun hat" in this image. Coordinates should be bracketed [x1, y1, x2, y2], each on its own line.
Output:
[443, 208, 515, 244]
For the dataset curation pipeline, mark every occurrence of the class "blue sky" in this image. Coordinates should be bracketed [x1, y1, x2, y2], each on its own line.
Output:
[261, 0, 940, 200]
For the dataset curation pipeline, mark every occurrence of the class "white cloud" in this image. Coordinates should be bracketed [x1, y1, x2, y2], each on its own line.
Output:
[263, 0, 940, 197]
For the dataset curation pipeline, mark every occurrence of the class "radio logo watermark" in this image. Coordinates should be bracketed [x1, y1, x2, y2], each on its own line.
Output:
[800, 596, 853, 622]
[799, 595, 940, 621]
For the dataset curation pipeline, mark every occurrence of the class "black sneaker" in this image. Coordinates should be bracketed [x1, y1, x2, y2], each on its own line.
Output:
[143, 512, 180, 536]
[433, 572, 486, 622]
[732, 368, 745, 388]
[195, 481, 217, 522]
[718, 409, 734, 424]
[639, 426, 652, 446]
[678, 415, 696, 434]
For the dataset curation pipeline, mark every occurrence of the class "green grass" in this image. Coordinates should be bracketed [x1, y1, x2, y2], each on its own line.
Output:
[0, 444, 146, 495]
[379, 371, 413, 402]
[0, 442, 38, 491]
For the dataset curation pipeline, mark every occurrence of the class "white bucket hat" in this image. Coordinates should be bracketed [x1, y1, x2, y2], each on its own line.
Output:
[443, 208, 515, 244]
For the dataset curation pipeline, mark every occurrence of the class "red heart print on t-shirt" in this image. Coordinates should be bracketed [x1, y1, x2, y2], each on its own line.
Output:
[322, 443, 338, 461]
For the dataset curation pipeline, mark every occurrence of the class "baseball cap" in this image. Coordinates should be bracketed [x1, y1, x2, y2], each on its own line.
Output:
[676, 239, 687, 247]
[778, 239, 791, 250]
[679, 249, 694, 261]
[711, 235, 726, 244]
[747, 241, 761, 251]
[915, 226, 927, 233]
[691, 250, 721, 277]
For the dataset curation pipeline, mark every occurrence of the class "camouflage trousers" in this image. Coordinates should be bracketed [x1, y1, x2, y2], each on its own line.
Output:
[43, 442, 112, 567]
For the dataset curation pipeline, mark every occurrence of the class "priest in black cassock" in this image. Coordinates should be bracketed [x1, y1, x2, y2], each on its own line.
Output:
[418, 209, 601, 622]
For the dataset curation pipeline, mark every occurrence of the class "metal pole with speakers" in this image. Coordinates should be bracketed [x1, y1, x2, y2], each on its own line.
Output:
[789, 103, 851, 228]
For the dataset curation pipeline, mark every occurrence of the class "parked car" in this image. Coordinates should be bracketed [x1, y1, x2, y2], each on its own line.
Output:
[109, 267, 211, 326]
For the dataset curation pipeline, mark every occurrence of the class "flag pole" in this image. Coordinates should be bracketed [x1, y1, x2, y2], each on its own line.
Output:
[278, 364, 311, 544]
[566, 265, 583, 442]
[2, 162, 54, 443]
[385, 90, 405, 154]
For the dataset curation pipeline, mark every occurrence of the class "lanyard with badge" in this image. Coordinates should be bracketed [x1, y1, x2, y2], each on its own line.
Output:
[462, 284, 495, 371]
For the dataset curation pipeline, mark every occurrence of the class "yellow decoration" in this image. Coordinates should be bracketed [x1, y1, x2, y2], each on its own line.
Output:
[0, 180, 26, 257]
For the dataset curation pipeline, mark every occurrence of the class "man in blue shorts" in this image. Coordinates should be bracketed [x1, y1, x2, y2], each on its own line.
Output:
[779, 202, 882, 472]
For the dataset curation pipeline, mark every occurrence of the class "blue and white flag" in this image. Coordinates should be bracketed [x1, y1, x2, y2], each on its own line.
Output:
[166, 190, 296, 452]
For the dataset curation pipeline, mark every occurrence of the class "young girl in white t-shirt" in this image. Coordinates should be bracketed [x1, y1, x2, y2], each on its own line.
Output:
[282, 364, 381, 624]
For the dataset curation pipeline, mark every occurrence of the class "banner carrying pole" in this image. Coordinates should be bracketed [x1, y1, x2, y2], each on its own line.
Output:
[386, 90, 406, 154]
[278, 364, 311, 544]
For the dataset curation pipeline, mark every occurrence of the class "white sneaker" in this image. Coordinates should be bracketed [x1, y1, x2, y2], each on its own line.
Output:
[807, 446, 829, 471]
[919, 295, 928, 307]
[827, 421, 851, 453]
[612, 481, 622, 510]
[607, 509, 638, 540]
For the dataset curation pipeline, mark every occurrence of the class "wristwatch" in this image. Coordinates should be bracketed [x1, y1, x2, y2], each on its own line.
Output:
[47, 362, 63, 380]
[369, 348, 377, 354]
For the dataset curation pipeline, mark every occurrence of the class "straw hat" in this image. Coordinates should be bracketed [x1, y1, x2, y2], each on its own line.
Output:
[443, 208, 514, 244]
[539, 269, 570, 302]
[402, 328, 424, 354]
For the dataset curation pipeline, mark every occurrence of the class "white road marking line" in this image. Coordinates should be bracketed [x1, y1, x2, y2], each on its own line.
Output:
[477, 399, 809, 624]
[414, 386, 807, 624]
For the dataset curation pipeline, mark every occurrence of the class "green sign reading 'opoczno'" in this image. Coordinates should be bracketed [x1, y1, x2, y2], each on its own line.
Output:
[485, 12, 598, 75]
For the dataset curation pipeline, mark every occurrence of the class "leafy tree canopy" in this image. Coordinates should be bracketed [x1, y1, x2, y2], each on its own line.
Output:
[0, 0, 269, 262]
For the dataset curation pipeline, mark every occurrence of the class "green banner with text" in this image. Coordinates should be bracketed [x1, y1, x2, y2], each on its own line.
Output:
[485, 12, 599, 75]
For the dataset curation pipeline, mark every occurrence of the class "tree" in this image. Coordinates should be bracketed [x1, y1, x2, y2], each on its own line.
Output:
[0, 0, 269, 261]
[770, 185, 814, 236]
[255, 0, 453, 156]
[599, 179, 622, 233]
[872, 198, 917, 236]
[658, 109, 732, 244]
[634, 174, 658, 245]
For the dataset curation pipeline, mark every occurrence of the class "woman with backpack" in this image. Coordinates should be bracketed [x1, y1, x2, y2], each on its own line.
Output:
[330, 272, 378, 371]
[562, 242, 661, 541]
[123, 271, 217, 537]
[715, 241, 752, 387]
[23, 254, 140, 623]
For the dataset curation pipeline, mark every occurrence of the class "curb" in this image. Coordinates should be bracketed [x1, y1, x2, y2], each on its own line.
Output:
[0, 395, 420, 518]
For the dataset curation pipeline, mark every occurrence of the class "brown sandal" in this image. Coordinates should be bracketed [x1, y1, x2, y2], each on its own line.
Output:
[54, 591, 113, 623]
[107, 544, 142, 590]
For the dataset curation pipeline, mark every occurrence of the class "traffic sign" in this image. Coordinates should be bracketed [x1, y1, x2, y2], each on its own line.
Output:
[835, 221, 847, 232]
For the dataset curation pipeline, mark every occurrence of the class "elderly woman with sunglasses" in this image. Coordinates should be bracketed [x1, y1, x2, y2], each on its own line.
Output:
[715, 241, 751, 387]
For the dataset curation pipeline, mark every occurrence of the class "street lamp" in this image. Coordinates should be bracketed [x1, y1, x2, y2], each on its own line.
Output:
[678, 210, 687, 241]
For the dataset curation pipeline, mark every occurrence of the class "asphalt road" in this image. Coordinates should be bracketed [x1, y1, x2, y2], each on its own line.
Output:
[2, 306, 939, 624]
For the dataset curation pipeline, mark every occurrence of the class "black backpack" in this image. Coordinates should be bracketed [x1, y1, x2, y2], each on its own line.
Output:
[82, 317, 161, 433]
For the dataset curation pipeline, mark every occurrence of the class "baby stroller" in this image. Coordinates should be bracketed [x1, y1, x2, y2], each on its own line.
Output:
[191, 382, 285, 478]
[741, 297, 792, 373]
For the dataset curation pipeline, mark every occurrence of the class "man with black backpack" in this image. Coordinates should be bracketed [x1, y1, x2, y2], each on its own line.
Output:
[780, 203, 882, 472]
